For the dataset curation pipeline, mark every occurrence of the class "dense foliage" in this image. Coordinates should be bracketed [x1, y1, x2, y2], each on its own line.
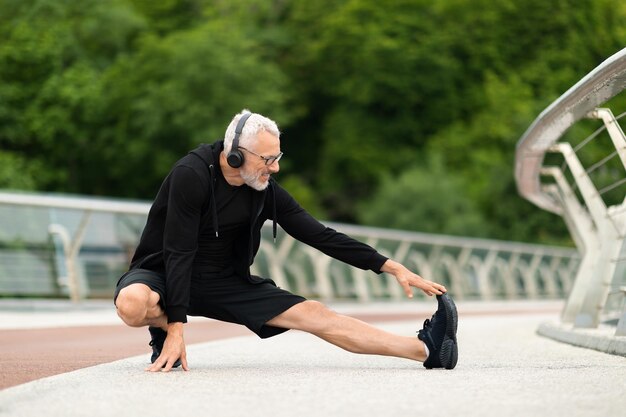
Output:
[1, 0, 625, 244]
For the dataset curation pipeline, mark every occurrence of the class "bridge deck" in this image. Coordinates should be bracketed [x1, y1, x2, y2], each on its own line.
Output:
[1, 299, 624, 417]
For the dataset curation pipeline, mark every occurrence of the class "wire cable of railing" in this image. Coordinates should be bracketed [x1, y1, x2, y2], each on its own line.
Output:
[586, 150, 620, 175]
[554, 110, 626, 200]
[559, 110, 626, 172]
[578, 110, 626, 152]
[598, 177, 626, 196]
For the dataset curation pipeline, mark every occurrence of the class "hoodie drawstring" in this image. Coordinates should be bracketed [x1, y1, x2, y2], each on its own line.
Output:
[192, 144, 275, 243]
[271, 183, 277, 243]
[209, 164, 219, 237]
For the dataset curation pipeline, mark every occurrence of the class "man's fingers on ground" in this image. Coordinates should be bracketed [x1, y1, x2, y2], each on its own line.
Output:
[161, 361, 173, 372]
[145, 354, 168, 372]
[146, 363, 161, 372]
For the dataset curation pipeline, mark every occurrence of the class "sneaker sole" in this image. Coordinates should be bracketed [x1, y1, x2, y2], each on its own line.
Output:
[438, 294, 458, 369]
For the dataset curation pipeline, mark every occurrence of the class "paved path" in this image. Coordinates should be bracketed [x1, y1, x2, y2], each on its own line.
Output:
[1, 300, 624, 417]
[0, 298, 559, 389]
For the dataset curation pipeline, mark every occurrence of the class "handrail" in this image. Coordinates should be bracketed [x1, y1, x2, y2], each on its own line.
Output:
[0, 191, 151, 214]
[515, 47, 626, 214]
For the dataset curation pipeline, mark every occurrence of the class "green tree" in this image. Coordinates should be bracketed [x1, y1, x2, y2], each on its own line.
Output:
[0, 0, 145, 192]
[128, 0, 206, 35]
[94, 19, 294, 197]
[2, 0, 625, 245]
[358, 154, 486, 236]
[282, 0, 626, 235]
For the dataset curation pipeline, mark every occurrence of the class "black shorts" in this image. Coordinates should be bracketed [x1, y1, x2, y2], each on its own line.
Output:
[114, 269, 167, 310]
[114, 268, 306, 339]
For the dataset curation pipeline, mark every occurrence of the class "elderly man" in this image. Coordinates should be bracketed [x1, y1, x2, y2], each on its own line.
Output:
[114, 110, 458, 372]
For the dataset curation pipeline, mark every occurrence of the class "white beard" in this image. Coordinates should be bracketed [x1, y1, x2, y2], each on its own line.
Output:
[241, 168, 269, 191]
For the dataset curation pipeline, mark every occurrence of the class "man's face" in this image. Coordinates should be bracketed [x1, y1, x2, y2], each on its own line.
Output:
[240, 130, 281, 191]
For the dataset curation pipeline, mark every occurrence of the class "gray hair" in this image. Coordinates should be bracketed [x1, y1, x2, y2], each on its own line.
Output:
[224, 109, 280, 153]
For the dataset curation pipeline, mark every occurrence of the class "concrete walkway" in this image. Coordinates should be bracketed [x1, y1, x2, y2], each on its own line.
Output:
[1, 301, 624, 417]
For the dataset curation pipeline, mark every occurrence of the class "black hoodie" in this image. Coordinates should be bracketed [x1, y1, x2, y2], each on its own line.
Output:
[130, 141, 388, 323]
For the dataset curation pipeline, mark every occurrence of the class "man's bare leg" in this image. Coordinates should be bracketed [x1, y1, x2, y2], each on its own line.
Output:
[115, 283, 187, 371]
[115, 283, 168, 330]
[266, 300, 427, 362]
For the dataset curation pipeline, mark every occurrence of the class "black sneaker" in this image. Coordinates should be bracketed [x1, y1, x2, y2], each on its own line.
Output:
[417, 293, 458, 369]
[148, 326, 181, 368]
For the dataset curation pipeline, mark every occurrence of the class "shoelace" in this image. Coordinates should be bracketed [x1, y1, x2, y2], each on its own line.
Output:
[417, 317, 432, 337]
[417, 309, 442, 336]
[149, 336, 165, 348]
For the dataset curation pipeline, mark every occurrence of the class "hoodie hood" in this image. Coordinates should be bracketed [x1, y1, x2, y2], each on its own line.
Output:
[189, 141, 278, 243]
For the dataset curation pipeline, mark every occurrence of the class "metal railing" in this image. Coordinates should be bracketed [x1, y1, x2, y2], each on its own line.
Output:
[256, 223, 578, 301]
[0, 191, 578, 302]
[0, 193, 149, 301]
[516, 47, 626, 335]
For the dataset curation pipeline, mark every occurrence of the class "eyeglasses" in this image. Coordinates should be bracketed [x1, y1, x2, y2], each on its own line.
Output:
[239, 146, 283, 166]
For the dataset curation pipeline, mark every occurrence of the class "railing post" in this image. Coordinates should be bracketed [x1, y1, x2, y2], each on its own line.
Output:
[591, 108, 626, 168]
[549, 142, 625, 327]
[47, 210, 92, 302]
[540, 168, 600, 323]
[616, 287, 626, 336]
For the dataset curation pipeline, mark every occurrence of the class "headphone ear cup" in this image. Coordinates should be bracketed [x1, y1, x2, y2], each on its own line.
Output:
[228, 111, 252, 169]
[227, 150, 244, 168]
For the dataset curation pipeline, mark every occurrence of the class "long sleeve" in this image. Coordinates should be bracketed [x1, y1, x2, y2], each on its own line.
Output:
[272, 183, 388, 273]
[162, 166, 206, 323]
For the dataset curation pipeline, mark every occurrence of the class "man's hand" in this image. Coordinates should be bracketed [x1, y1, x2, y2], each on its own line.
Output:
[381, 259, 447, 298]
[145, 322, 190, 372]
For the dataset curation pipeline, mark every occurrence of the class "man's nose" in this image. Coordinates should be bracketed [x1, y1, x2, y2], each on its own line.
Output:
[269, 160, 280, 173]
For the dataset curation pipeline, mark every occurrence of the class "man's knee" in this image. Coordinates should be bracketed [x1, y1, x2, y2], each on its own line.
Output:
[300, 300, 334, 317]
[281, 300, 336, 331]
[115, 284, 152, 327]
